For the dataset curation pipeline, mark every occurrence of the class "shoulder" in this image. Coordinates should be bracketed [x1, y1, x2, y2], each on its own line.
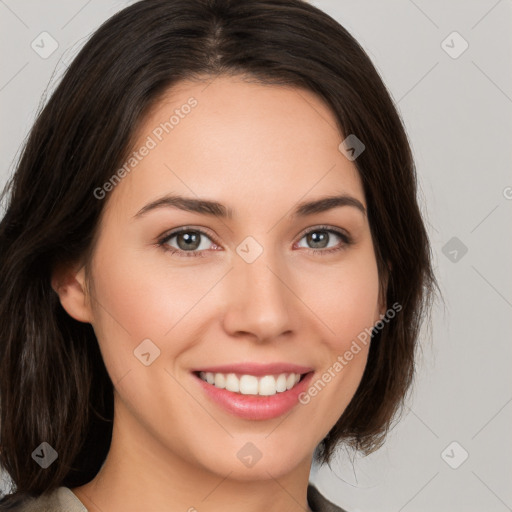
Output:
[0, 487, 87, 512]
[5, 485, 343, 512]
[307, 483, 348, 512]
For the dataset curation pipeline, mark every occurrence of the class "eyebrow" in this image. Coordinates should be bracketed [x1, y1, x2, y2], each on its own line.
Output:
[132, 193, 366, 220]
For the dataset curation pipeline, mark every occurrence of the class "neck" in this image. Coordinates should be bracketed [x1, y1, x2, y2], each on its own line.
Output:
[72, 399, 314, 512]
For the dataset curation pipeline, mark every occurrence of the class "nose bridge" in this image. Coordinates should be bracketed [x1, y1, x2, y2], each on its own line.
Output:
[223, 238, 294, 340]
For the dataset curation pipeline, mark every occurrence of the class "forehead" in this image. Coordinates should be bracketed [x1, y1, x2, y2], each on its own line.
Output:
[104, 75, 365, 219]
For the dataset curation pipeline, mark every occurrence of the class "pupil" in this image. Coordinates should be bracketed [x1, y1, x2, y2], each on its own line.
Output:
[308, 231, 327, 248]
[178, 232, 200, 250]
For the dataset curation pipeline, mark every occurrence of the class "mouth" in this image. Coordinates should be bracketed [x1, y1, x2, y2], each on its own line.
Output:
[193, 370, 308, 396]
[190, 363, 315, 420]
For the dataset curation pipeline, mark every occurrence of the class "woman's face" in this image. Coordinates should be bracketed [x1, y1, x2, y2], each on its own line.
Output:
[77, 76, 384, 480]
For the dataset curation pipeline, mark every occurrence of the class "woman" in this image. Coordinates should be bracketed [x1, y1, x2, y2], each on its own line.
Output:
[0, 1, 435, 511]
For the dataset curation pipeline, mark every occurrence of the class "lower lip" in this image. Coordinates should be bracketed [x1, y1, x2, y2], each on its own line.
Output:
[193, 372, 315, 420]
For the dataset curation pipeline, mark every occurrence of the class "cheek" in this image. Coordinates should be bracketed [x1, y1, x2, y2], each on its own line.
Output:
[297, 249, 381, 345]
[89, 232, 201, 333]
[295, 250, 379, 432]
[86, 238, 187, 380]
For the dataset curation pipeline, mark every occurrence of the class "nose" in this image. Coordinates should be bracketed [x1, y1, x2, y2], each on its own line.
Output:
[221, 248, 296, 342]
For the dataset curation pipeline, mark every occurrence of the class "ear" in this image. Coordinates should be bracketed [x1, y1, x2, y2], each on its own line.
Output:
[51, 261, 93, 324]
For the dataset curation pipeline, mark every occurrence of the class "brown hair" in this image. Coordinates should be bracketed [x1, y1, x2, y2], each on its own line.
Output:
[0, 0, 436, 506]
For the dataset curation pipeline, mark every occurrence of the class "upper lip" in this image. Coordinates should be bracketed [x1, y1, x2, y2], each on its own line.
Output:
[191, 362, 314, 376]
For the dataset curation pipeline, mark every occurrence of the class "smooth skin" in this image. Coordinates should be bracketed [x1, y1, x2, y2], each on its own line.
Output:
[52, 75, 386, 512]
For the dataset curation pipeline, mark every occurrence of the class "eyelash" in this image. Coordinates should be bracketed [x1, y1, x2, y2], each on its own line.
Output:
[156, 225, 352, 258]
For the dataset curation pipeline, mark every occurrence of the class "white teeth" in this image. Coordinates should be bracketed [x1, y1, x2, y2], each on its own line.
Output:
[214, 373, 226, 389]
[286, 373, 296, 390]
[198, 371, 304, 396]
[276, 374, 287, 392]
[258, 375, 276, 396]
[240, 375, 259, 395]
[225, 373, 239, 392]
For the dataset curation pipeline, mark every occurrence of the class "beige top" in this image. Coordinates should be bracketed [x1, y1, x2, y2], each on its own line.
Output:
[6, 483, 346, 512]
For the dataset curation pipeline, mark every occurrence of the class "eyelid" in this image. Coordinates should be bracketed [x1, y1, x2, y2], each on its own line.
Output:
[159, 225, 219, 244]
[297, 224, 351, 243]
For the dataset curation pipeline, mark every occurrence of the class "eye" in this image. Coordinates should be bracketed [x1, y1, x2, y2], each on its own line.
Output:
[296, 226, 351, 255]
[157, 225, 352, 258]
[158, 228, 218, 258]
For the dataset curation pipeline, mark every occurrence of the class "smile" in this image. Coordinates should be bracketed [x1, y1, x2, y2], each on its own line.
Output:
[197, 371, 303, 396]
[191, 363, 315, 420]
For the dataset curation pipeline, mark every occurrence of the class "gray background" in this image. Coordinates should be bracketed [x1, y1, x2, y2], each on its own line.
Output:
[1, 1, 511, 511]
